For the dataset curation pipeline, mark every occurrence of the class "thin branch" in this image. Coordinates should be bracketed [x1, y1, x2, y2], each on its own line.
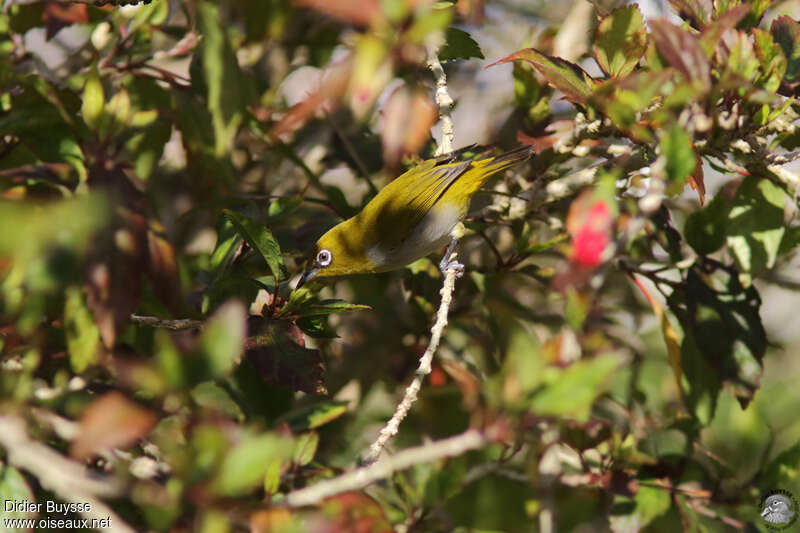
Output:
[426, 39, 455, 156]
[766, 149, 800, 165]
[0, 416, 135, 533]
[130, 314, 203, 330]
[286, 429, 490, 507]
[361, 38, 461, 464]
[362, 255, 461, 464]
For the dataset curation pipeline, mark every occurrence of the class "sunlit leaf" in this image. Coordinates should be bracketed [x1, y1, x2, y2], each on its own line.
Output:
[489, 48, 595, 104]
[593, 5, 647, 78]
[64, 286, 101, 373]
[726, 178, 786, 274]
[213, 432, 293, 496]
[530, 354, 619, 421]
[222, 209, 288, 282]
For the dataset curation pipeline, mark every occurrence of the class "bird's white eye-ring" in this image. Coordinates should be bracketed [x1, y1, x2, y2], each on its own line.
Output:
[317, 249, 332, 267]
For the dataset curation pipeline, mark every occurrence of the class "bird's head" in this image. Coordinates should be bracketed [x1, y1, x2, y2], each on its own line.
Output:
[295, 220, 376, 288]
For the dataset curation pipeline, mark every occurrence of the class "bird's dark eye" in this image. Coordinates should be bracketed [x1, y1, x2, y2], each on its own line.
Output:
[317, 249, 332, 267]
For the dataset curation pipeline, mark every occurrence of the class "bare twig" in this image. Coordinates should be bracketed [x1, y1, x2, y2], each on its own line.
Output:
[0, 416, 135, 533]
[361, 38, 461, 464]
[130, 314, 203, 330]
[286, 429, 490, 507]
[426, 39, 455, 156]
[362, 254, 460, 464]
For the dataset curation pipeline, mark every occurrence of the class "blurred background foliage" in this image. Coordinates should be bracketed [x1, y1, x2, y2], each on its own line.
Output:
[1, 0, 800, 531]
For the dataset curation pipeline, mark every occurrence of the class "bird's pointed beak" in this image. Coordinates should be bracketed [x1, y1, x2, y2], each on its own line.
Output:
[295, 266, 319, 290]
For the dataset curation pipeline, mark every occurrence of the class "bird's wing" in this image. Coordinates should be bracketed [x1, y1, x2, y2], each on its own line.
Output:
[367, 159, 472, 250]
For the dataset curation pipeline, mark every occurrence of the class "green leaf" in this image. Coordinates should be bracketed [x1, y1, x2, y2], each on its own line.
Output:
[213, 432, 293, 496]
[489, 48, 595, 104]
[263, 457, 284, 496]
[197, 1, 247, 156]
[726, 178, 786, 274]
[82, 66, 104, 132]
[292, 431, 319, 466]
[529, 354, 619, 421]
[661, 123, 696, 186]
[0, 465, 34, 523]
[594, 5, 647, 78]
[439, 27, 484, 61]
[669, 266, 766, 415]
[64, 286, 101, 373]
[754, 29, 788, 94]
[222, 209, 287, 282]
[191, 382, 245, 421]
[610, 483, 672, 532]
[771, 16, 800, 93]
[684, 190, 728, 255]
[283, 401, 348, 432]
[761, 442, 800, 490]
[199, 300, 247, 378]
[292, 299, 371, 318]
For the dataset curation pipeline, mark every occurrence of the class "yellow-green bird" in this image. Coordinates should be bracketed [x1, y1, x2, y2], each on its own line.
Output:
[297, 146, 532, 287]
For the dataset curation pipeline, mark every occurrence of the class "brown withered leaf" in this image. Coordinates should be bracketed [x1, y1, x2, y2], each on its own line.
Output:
[70, 391, 156, 460]
[86, 208, 146, 348]
[688, 153, 705, 205]
[649, 20, 711, 90]
[146, 222, 180, 312]
[381, 86, 437, 168]
[245, 321, 326, 395]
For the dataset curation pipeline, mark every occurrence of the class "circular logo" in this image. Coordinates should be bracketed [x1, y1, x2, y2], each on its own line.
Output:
[760, 489, 799, 530]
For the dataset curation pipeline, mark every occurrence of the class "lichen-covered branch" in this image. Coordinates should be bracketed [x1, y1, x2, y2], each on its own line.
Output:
[287, 429, 490, 507]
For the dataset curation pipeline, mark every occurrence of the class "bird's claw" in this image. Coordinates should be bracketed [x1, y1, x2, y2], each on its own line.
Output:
[440, 259, 464, 278]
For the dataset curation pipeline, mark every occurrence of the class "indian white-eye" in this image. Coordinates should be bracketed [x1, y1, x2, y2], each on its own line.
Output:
[297, 146, 532, 287]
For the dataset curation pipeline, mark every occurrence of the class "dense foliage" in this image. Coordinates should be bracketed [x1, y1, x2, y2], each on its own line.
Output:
[1, 0, 800, 531]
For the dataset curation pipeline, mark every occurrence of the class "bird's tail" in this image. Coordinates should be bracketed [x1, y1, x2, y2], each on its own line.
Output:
[458, 145, 534, 196]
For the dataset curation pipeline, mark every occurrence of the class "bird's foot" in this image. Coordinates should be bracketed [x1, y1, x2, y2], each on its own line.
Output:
[439, 257, 464, 278]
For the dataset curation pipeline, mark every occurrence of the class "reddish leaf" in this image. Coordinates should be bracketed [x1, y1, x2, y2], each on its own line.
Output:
[649, 20, 711, 90]
[246, 322, 326, 395]
[146, 224, 181, 312]
[688, 154, 706, 205]
[271, 59, 352, 140]
[294, 0, 381, 27]
[86, 208, 146, 348]
[381, 86, 437, 168]
[70, 392, 156, 459]
[43, 3, 88, 40]
[698, 4, 749, 56]
[489, 48, 595, 104]
[320, 492, 393, 533]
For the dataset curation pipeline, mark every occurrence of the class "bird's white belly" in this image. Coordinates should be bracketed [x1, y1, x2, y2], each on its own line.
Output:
[367, 203, 460, 269]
